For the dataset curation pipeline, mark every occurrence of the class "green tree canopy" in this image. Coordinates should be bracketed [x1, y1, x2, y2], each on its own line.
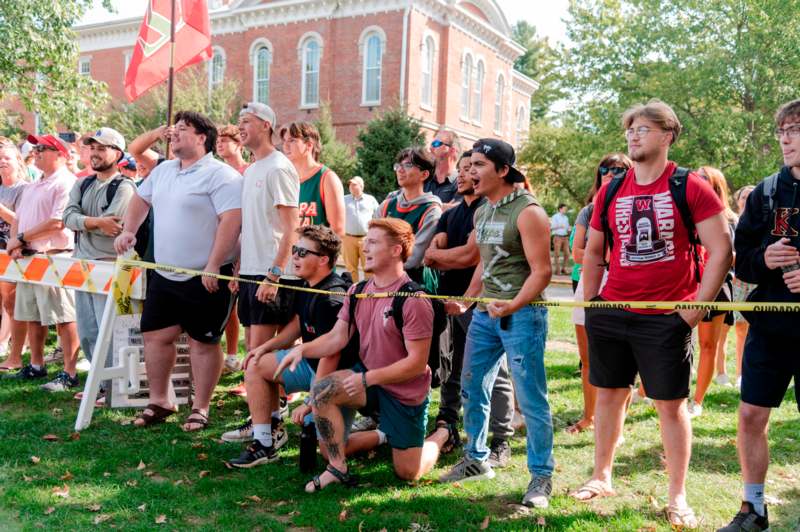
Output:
[315, 102, 357, 182]
[0, 0, 111, 132]
[512, 21, 563, 120]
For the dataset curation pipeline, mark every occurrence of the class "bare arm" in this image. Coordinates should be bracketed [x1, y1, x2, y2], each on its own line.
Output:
[425, 239, 480, 271]
[572, 224, 588, 264]
[681, 213, 732, 325]
[0, 204, 15, 225]
[365, 337, 430, 387]
[17, 219, 64, 242]
[128, 126, 166, 161]
[200, 209, 242, 292]
[273, 204, 300, 272]
[322, 171, 345, 237]
[498, 205, 552, 314]
[582, 227, 606, 300]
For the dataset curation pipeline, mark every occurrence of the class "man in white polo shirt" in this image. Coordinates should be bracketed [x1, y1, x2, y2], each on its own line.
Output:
[115, 110, 243, 432]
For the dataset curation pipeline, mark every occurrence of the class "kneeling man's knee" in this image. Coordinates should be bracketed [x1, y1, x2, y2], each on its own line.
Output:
[394, 461, 421, 481]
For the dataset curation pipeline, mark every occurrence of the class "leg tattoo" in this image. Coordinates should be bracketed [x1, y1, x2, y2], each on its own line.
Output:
[311, 376, 338, 407]
[316, 416, 340, 459]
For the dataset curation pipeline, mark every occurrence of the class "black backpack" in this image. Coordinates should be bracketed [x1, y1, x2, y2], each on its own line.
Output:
[599, 167, 703, 282]
[348, 279, 449, 388]
[78, 175, 150, 258]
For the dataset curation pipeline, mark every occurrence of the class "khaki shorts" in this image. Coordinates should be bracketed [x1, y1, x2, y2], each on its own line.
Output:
[14, 283, 76, 325]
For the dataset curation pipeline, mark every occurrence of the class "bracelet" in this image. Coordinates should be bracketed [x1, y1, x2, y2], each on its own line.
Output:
[361, 372, 368, 389]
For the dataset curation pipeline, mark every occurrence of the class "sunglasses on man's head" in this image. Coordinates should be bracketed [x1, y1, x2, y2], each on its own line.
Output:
[431, 139, 451, 149]
[34, 145, 58, 153]
[292, 245, 323, 258]
[598, 166, 627, 177]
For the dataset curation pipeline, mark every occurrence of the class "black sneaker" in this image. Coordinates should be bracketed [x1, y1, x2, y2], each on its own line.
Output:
[487, 438, 511, 468]
[433, 420, 461, 455]
[272, 417, 288, 450]
[229, 440, 279, 468]
[716, 502, 769, 532]
[3, 364, 47, 380]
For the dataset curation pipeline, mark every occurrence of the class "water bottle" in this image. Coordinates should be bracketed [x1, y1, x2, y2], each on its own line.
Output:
[299, 419, 318, 473]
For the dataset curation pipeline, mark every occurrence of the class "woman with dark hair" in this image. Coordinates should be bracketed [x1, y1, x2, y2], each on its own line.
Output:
[566, 153, 631, 434]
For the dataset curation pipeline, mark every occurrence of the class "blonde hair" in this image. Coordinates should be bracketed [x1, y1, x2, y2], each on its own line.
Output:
[734, 185, 755, 214]
[0, 137, 29, 183]
[698, 166, 736, 222]
[368, 218, 415, 262]
[622, 99, 682, 145]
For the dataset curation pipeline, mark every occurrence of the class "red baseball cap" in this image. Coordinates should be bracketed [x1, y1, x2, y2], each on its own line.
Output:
[27, 134, 71, 158]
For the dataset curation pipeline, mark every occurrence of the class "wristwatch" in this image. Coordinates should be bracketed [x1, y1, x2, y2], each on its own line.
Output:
[16, 233, 26, 245]
[267, 266, 283, 278]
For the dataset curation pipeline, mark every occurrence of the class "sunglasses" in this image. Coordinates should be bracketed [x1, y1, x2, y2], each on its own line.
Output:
[292, 245, 323, 258]
[431, 139, 451, 149]
[393, 162, 417, 172]
[598, 166, 627, 177]
[34, 145, 58, 153]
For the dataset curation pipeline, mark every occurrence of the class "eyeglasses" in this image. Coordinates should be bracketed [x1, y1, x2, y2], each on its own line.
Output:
[292, 245, 324, 258]
[431, 139, 451, 149]
[598, 166, 627, 177]
[774, 125, 800, 140]
[33, 145, 58, 153]
[624, 126, 664, 139]
[393, 162, 417, 172]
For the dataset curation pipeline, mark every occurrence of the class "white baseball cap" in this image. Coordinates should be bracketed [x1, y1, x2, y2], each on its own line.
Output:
[240, 102, 276, 127]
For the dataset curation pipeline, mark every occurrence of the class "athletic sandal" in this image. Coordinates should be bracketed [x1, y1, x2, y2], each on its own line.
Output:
[665, 505, 699, 530]
[305, 464, 358, 493]
[134, 403, 177, 427]
[182, 409, 209, 432]
[570, 479, 615, 501]
[565, 419, 593, 434]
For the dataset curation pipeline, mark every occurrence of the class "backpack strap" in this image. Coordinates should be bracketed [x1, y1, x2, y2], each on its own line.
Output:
[104, 177, 123, 210]
[668, 167, 702, 282]
[600, 174, 627, 266]
[78, 176, 97, 206]
[762, 172, 780, 223]
[390, 281, 420, 336]
[347, 280, 369, 336]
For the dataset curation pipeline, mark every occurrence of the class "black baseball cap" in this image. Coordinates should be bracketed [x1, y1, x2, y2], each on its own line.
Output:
[471, 138, 526, 183]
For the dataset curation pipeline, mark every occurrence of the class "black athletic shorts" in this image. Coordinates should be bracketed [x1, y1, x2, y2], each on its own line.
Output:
[586, 305, 693, 400]
[741, 327, 800, 411]
[141, 264, 234, 344]
[237, 275, 304, 327]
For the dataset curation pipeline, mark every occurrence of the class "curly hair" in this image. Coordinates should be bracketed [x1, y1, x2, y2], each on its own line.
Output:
[296, 224, 341, 266]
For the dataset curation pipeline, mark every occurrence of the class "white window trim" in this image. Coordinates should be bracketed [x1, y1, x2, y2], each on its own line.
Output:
[515, 104, 528, 146]
[297, 32, 323, 109]
[208, 46, 226, 91]
[79, 56, 92, 76]
[471, 58, 485, 126]
[419, 33, 437, 111]
[249, 38, 273, 104]
[358, 26, 386, 107]
[493, 72, 505, 135]
[459, 49, 474, 123]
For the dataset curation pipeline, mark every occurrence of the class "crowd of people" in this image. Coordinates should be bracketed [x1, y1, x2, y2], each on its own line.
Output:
[0, 96, 798, 531]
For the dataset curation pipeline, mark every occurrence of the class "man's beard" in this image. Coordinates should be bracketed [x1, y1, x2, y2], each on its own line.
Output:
[91, 160, 115, 172]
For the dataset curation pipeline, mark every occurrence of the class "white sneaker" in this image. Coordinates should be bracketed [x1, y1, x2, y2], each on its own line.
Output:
[221, 417, 253, 442]
[687, 401, 703, 418]
[76, 358, 91, 372]
[222, 355, 242, 375]
[351, 415, 377, 432]
[714, 374, 732, 386]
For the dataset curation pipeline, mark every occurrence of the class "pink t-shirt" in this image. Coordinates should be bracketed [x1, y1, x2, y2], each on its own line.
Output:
[338, 274, 433, 405]
[17, 166, 76, 251]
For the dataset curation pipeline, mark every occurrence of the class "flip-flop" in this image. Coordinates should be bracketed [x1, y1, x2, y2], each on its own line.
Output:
[665, 505, 699, 529]
[565, 419, 594, 434]
[570, 479, 616, 501]
[306, 464, 358, 493]
[182, 408, 209, 432]
[0, 365, 21, 372]
[134, 403, 177, 427]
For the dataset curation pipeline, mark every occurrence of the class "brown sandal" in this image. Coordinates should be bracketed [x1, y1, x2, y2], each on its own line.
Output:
[182, 408, 209, 432]
[134, 403, 177, 427]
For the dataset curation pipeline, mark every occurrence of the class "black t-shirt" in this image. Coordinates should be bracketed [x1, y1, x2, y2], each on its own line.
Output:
[435, 196, 486, 296]
[424, 174, 460, 204]
[292, 273, 359, 371]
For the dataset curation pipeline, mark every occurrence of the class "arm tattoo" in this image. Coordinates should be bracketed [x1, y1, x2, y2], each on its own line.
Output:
[316, 416, 340, 459]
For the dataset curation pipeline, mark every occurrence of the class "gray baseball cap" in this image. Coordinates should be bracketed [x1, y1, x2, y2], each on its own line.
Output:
[240, 102, 276, 127]
[83, 127, 126, 152]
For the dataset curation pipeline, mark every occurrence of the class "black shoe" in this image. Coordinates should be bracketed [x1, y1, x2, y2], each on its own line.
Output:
[487, 438, 511, 468]
[434, 420, 461, 455]
[229, 440, 279, 468]
[272, 416, 288, 450]
[717, 502, 769, 531]
[3, 364, 47, 380]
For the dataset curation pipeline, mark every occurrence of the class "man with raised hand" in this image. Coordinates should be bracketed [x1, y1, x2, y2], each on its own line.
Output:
[438, 139, 554, 510]
[426, 129, 461, 206]
[574, 100, 730, 530]
[115, 111, 242, 432]
[274, 218, 454, 492]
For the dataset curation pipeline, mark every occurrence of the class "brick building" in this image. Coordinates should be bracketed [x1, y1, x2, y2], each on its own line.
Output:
[39, 0, 537, 147]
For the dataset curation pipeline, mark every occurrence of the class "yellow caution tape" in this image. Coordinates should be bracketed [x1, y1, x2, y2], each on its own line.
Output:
[118, 258, 800, 312]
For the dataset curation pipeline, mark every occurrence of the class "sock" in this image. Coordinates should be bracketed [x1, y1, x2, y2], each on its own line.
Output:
[31, 364, 42, 370]
[375, 429, 387, 445]
[744, 483, 765, 516]
[253, 423, 273, 447]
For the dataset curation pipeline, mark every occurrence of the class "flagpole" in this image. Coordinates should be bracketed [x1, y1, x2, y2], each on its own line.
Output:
[165, 0, 177, 159]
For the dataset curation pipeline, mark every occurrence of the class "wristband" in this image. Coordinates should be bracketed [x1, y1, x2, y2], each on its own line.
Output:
[362, 372, 368, 389]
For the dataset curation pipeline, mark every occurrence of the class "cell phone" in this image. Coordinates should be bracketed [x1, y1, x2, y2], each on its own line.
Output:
[58, 132, 78, 144]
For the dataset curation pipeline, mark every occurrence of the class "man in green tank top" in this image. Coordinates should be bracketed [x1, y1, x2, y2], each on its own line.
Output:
[280, 122, 345, 235]
[440, 139, 555, 509]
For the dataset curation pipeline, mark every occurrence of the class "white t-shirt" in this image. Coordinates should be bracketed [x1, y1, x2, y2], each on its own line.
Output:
[137, 153, 242, 281]
[240, 150, 299, 275]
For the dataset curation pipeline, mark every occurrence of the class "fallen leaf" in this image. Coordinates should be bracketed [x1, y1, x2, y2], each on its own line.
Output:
[155, 514, 167, 524]
[537, 516, 546, 526]
[480, 516, 490, 529]
[52, 484, 70, 499]
[103, 472, 111, 477]
[196, 453, 208, 461]
[236, 501, 248, 507]
[191, 442, 204, 449]
[144, 471, 155, 477]
[30, 455, 40, 464]
[361, 507, 373, 514]
[247, 495, 262, 503]
[42, 434, 60, 442]
[216, 400, 225, 407]
[23, 475, 33, 482]
[233, 409, 242, 416]
[173, 480, 184, 486]
[86, 503, 101, 512]
[119, 419, 132, 426]
[339, 509, 348, 522]
[60, 471, 73, 481]
[648, 495, 659, 509]
[275, 500, 287, 506]
[170, 439, 177, 445]
[199, 470, 210, 478]
[43, 507, 55, 515]
[93, 514, 112, 524]
[136, 460, 146, 470]
[137, 504, 147, 512]
[51, 408, 63, 415]
[126, 480, 138, 487]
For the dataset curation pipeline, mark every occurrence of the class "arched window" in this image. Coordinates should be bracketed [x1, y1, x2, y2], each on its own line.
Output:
[300, 36, 321, 107]
[471, 60, 484, 123]
[421, 36, 435, 107]
[252, 44, 272, 104]
[361, 30, 384, 105]
[461, 54, 473, 119]
[516, 105, 528, 146]
[494, 74, 505, 132]
[209, 46, 225, 89]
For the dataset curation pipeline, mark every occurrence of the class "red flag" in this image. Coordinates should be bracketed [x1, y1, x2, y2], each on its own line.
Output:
[124, 0, 212, 101]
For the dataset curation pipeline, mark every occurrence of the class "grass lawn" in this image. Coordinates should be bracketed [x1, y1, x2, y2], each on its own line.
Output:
[1, 307, 798, 531]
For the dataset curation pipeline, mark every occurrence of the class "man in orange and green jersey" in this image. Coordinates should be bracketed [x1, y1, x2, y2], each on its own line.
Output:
[280, 122, 345, 236]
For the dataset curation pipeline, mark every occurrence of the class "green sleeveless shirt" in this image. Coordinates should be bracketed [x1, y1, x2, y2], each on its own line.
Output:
[474, 189, 542, 306]
[299, 165, 329, 227]
[380, 194, 436, 235]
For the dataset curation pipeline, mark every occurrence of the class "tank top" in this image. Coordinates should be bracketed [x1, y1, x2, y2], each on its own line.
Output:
[299, 165, 330, 227]
[381, 194, 438, 234]
[474, 189, 542, 307]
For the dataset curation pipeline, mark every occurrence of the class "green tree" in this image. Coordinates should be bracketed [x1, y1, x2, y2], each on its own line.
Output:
[0, 0, 112, 132]
[512, 21, 563, 120]
[355, 106, 425, 199]
[105, 66, 241, 152]
[314, 102, 357, 181]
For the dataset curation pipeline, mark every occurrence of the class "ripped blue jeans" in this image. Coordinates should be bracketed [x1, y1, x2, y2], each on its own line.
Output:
[461, 306, 554, 476]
